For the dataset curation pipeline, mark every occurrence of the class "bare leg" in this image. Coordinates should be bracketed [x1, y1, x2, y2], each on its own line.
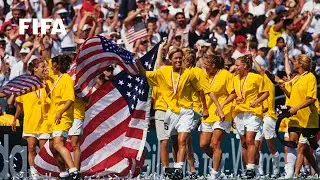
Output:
[186, 135, 196, 173]
[211, 129, 224, 171]
[26, 137, 38, 167]
[171, 135, 178, 163]
[199, 132, 213, 158]
[70, 135, 81, 170]
[52, 137, 76, 169]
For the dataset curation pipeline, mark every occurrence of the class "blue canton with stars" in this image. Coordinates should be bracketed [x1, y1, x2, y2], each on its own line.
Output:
[99, 36, 134, 64]
[111, 42, 160, 113]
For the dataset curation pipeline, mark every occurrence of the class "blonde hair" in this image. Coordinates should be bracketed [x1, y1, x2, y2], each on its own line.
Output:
[297, 54, 311, 71]
[168, 47, 183, 60]
[182, 48, 196, 66]
[237, 54, 253, 70]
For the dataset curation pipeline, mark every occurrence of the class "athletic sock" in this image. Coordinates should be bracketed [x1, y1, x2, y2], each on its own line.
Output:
[271, 151, 280, 175]
[59, 171, 69, 178]
[69, 168, 78, 174]
[285, 148, 297, 178]
[258, 151, 264, 175]
[174, 162, 184, 169]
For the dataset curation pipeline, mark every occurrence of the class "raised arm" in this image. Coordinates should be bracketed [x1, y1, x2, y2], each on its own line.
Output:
[135, 58, 147, 77]
[155, 40, 167, 69]
[284, 46, 292, 77]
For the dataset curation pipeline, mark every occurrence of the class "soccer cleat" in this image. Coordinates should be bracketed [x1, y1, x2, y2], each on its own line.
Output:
[68, 172, 81, 180]
[188, 172, 198, 179]
[171, 168, 183, 180]
[245, 169, 256, 179]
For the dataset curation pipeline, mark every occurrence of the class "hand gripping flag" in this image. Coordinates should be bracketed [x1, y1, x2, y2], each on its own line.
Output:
[34, 38, 160, 178]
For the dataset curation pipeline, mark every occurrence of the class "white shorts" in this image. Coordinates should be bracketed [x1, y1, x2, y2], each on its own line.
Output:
[263, 116, 277, 140]
[164, 108, 195, 137]
[255, 127, 263, 141]
[199, 121, 231, 133]
[22, 133, 50, 140]
[299, 136, 309, 144]
[234, 112, 262, 136]
[68, 119, 84, 136]
[155, 110, 175, 140]
[52, 131, 68, 138]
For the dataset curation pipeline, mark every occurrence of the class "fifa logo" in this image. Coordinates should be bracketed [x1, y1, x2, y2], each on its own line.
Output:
[19, 19, 67, 35]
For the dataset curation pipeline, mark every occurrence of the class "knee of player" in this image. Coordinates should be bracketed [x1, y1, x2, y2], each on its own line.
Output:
[178, 138, 187, 147]
[199, 140, 210, 150]
[160, 139, 169, 147]
[71, 142, 80, 151]
[52, 139, 64, 150]
[245, 137, 255, 146]
[212, 140, 221, 150]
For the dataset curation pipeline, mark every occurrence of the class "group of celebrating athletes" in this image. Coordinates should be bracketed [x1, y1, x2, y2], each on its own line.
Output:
[5, 41, 320, 180]
[8, 54, 84, 180]
[136, 40, 320, 179]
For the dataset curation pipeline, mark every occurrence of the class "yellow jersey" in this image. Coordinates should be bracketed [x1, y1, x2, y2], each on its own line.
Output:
[191, 67, 208, 113]
[268, 26, 284, 48]
[74, 98, 86, 120]
[286, 72, 319, 128]
[152, 86, 167, 111]
[233, 72, 268, 119]
[262, 74, 277, 120]
[48, 74, 75, 132]
[16, 88, 51, 134]
[204, 69, 234, 122]
[146, 66, 211, 113]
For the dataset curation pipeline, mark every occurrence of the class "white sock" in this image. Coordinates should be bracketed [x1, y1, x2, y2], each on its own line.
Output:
[174, 162, 184, 169]
[272, 151, 280, 175]
[29, 166, 36, 173]
[69, 168, 78, 174]
[284, 163, 288, 175]
[59, 171, 69, 177]
[258, 151, 264, 175]
[246, 164, 255, 170]
[286, 148, 296, 178]
[209, 169, 219, 179]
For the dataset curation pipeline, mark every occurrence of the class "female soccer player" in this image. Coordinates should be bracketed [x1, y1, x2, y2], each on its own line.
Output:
[200, 54, 236, 179]
[233, 55, 269, 179]
[280, 54, 319, 177]
[11, 58, 50, 179]
[251, 55, 281, 177]
[136, 47, 224, 179]
[48, 54, 79, 179]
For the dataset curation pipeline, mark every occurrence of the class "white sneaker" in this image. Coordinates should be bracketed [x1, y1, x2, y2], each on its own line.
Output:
[30, 171, 40, 180]
[207, 169, 219, 180]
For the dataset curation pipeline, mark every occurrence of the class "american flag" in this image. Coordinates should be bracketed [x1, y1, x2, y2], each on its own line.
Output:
[75, 36, 138, 98]
[125, 20, 148, 44]
[0, 74, 44, 96]
[34, 39, 160, 178]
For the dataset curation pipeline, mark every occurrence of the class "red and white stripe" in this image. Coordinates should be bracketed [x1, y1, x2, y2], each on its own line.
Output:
[125, 27, 148, 44]
[34, 81, 148, 178]
[74, 36, 138, 98]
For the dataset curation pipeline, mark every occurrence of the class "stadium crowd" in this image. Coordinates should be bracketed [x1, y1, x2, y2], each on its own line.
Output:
[0, 0, 320, 179]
